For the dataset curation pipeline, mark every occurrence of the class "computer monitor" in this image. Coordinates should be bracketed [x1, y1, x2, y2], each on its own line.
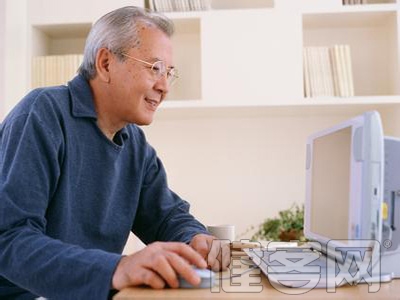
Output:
[304, 111, 384, 249]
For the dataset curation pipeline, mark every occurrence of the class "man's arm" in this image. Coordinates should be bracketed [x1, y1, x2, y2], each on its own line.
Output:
[131, 134, 209, 244]
[0, 112, 120, 299]
[129, 132, 230, 271]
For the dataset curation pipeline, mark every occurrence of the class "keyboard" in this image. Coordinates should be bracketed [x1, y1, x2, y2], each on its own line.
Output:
[247, 248, 350, 289]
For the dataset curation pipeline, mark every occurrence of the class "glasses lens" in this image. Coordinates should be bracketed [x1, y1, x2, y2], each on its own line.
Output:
[167, 69, 178, 85]
[151, 61, 178, 85]
[151, 61, 166, 78]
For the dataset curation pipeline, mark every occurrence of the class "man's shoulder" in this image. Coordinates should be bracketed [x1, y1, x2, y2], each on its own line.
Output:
[10, 85, 70, 118]
[1, 85, 71, 141]
[28, 85, 70, 111]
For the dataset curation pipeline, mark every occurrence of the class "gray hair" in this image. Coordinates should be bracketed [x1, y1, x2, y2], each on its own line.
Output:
[78, 6, 174, 80]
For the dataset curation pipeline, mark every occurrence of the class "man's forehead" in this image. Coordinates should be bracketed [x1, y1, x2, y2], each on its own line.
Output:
[131, 25, 173, 64]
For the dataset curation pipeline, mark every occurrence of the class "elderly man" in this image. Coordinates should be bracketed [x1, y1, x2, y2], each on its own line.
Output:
[0, 6, 228, 299]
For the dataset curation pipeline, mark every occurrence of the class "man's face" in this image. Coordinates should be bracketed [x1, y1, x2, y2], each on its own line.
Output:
[108, 24, 173, 126]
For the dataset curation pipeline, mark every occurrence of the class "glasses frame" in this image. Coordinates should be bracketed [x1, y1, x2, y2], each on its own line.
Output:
[121, 53, 179, 86]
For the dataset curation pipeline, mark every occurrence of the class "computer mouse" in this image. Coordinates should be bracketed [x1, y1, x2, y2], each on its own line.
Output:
[178, 268, 216, 288]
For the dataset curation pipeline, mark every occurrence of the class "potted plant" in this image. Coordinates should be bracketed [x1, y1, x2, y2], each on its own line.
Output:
[251, 204, 306, 242]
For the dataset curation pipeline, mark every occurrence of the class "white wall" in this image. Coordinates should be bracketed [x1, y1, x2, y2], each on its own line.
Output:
[122, 105, 399, 254]
[0, 0, 6, 119]
[140, 109, 350, 237]
[142, 110, 357, 237]
[1, 0, 28, 120]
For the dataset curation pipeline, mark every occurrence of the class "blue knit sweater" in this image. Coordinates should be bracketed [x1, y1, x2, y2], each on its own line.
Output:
[0, 75, 208, 299]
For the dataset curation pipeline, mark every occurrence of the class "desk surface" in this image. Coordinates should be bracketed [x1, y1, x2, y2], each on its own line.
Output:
[114, 267, 400, 300]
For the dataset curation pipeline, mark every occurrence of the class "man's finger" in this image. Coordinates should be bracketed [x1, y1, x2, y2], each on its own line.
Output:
[160, 242, 207, 269]
[136, 268, 166, 289]
[221, 243, 231, 270]
[166, 252, 202, 287]
[149, 252, 180, 288]
[207, 239, 223, 269]
[191, 236, 210, 259]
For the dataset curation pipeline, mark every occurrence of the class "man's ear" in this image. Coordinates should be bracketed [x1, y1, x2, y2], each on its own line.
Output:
[95, 48, 113, 83]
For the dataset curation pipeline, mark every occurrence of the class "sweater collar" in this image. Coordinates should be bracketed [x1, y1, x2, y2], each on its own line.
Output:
[67, 74, 130, 141]
[68, 74, 97, 119]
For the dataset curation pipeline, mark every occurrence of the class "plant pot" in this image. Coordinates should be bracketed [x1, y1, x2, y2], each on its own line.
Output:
[278, 229, 302, 242]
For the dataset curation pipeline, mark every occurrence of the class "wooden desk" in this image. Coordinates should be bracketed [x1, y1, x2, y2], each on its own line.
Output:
[114, 265, 400, 300]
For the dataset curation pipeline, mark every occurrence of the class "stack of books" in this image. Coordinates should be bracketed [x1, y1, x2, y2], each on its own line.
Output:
[343, 0, 368, 4]
[148, 0, 211, 12]
[303, 45, 354, 98]
[31, 54, 83, 88]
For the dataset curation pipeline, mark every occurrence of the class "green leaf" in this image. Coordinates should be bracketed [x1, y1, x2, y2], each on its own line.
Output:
[251, 203, 306, 242]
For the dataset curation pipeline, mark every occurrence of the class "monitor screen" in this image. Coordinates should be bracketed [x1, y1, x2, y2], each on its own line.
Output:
[310, 126, 351, 239]
[304, 111, 384, 248]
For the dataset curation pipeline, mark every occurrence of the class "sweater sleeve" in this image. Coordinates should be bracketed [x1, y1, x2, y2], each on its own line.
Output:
[132, 134, 209, 245]
[0, 113, 121, 299]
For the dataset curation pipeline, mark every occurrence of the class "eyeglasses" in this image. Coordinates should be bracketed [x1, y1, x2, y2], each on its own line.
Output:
[121, 53, 179, 86]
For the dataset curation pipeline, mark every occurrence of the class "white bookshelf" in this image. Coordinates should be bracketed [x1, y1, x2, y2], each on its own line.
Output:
[17, 0, 400, 109]
[4, 0, 400, 247]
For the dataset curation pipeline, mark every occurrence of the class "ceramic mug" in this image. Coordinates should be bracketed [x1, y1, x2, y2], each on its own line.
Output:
[207, 224, 235, 241]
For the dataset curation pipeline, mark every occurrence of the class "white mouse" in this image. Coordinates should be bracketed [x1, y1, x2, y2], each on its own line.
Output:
[178, 268, 216, 288]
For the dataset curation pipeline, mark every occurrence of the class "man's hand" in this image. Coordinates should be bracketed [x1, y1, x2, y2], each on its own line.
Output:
[189, 234, 231, 271]
[112, 242, 207, 290]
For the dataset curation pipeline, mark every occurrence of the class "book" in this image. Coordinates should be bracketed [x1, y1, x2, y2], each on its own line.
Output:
[344, 45, 355, 97]
[153, 0, 160, 11]
[308, 47, 319, 97]
[321, 47, 334, 96]
[148, 0, 155, 11]
[203, 0, 212, 10]
[339, 45, 350, 97]
[334, 45, 345, 97]
[329, 47, 339, 97]
[303, 48, 311, 98]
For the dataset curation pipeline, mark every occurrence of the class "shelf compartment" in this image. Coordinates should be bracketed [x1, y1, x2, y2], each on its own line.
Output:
[166, 17, 202, 101]
[201, 9, 303, 105]
[30, 18, 202, 102]
[30, 23, 91, 88]
[31, 23, 91, 57]
[303, 10, 399, 97]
